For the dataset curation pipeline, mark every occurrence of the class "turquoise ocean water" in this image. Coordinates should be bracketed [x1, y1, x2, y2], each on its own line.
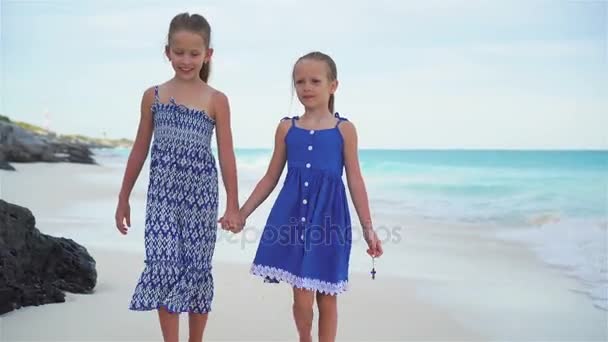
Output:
[98, 148, 608, 310]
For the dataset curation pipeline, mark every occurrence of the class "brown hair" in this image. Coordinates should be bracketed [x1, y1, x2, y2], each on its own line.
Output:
[167, 13, 212, 82]
[292, 51, 338, 113]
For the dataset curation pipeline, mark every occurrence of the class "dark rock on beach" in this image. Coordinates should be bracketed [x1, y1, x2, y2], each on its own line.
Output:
[0, 200, 97, 315]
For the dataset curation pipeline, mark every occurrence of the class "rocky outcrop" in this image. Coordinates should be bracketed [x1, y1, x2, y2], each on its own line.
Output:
[0, 121, 96, 170]
[0, 150, 15, 171]
[0, 200, 97, 315]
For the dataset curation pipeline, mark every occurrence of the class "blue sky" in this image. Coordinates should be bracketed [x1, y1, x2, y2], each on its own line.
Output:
[2, 0, 606, 149]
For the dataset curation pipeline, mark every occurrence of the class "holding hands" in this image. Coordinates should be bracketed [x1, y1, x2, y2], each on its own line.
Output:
[218, 208, 245, 233]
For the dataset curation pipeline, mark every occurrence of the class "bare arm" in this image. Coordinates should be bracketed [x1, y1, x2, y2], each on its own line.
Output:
[240, 120, 290, 218]
[341, 121, 383, 256]
[340, 121, 373, 231]
[118, 87, 155, 202]
[213, 91, 239, 211]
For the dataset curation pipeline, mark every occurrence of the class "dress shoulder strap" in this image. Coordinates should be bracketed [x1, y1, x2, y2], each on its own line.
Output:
[334, 112, 349, 127]
[280, 116, 299, 127]
[153, 85, 160, 104]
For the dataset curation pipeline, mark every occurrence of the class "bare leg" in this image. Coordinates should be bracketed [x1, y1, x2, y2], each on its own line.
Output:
[317, 292, 338, 342]
[158, 307, 179, 342]
[188, 312, 209, 342]
[293, 287, 315, 342]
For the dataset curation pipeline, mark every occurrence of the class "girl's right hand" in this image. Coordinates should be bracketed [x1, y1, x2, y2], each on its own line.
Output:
[115, 199, 131, 235]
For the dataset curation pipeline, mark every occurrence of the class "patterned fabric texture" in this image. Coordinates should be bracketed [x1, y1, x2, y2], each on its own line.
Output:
[129, 86, 219, 313]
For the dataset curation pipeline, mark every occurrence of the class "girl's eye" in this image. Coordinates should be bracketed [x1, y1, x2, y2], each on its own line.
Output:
[295, 80, 304, 84]
[174, 51, 184, 55]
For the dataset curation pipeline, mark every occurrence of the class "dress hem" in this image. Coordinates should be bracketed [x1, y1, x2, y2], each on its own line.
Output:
[128, 304, 211, 314]
[250, 263, 348, 295]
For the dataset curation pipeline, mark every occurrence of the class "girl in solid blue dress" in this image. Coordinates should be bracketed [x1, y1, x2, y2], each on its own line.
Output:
[236, 51, 384, 342]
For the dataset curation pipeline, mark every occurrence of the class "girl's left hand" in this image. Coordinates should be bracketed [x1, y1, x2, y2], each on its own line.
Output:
[363, 228, 384, 258]
[218, 209, 244, 233]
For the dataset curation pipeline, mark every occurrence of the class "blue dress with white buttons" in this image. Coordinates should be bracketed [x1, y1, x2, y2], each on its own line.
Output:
[250, 113, 352, 295]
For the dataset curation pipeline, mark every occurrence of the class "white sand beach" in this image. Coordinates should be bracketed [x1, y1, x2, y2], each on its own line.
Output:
[0, 160, 606, 341]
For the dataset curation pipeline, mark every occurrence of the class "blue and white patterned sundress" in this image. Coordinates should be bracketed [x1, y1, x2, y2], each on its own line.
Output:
[250, 113, 353, 295]
[129, 86, 219, 313]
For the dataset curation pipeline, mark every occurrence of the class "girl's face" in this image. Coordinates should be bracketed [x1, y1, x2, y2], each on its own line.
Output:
[293, 59, 338, 112]
[165, 30, 212, 81]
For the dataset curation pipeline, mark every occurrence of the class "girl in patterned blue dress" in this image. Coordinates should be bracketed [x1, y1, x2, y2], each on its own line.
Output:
[114, 13, 241, 342]
[238, 51, 384, 342]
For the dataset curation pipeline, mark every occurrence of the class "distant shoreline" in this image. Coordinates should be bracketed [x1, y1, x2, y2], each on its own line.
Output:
[0, 115, 133, 148]
[0, 115, 133, 170]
